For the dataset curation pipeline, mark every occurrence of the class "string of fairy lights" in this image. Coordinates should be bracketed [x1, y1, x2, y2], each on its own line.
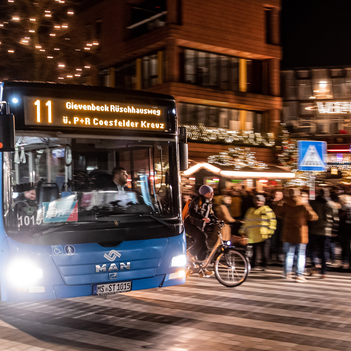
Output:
[182, 123, 276, 147]
[0, 0, 98, 82]
[208, 147, 269, 170]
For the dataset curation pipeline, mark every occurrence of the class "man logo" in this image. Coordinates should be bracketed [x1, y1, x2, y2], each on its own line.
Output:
[104, 250, 121, 262]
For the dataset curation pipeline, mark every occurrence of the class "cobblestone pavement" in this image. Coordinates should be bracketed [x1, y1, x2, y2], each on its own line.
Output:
[0, 268, 350, 351]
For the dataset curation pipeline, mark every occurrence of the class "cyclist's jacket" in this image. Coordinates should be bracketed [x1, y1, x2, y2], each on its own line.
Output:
[186, 195, 217, 230]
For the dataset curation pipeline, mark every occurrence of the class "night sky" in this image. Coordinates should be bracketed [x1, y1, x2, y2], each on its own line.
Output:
[281, 0, 351, 69]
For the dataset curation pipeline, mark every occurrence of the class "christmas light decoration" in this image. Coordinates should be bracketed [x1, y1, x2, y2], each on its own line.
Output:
[181, 123, 276, 147]
[208, 147, 269, 170]
[0, 0, 99, 82]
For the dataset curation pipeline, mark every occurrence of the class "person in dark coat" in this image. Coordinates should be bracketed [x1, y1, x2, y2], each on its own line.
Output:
[337, 195, 351, 270]
[308, 188, 339, 278]
[275, 188, 318, 282]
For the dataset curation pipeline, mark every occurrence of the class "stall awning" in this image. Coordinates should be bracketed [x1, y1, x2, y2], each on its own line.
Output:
[183, 163, 295, 179]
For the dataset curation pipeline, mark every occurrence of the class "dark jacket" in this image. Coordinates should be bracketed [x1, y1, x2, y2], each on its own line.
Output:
[274, 196, 318, 244]
[309, 196, 339, 236]
[338, 205, 351, 238]
[187, 195, 217, 229]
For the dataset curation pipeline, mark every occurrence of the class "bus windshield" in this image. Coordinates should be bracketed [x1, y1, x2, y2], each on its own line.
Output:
[3, 135, 178, 236]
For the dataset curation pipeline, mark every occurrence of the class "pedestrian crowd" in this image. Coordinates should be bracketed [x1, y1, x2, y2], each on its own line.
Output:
[184, 185, 351, 281]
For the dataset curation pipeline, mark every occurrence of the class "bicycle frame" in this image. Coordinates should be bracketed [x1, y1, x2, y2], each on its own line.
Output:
[187, 221, 251, 270]
[192, 222, 228, 269]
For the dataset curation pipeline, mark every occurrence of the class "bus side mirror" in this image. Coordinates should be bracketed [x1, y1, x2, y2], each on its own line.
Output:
[178, 126, 188, 171]
[0, 114, 15, 152]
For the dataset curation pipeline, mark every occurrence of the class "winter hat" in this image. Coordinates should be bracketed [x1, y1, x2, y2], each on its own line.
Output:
[199, 185, 213, 196]
[254, 194, 266, 203]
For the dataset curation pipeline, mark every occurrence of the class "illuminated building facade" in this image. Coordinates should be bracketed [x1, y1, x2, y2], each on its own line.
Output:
[282, 68, 351, 172]
[75, 0, 282, 164]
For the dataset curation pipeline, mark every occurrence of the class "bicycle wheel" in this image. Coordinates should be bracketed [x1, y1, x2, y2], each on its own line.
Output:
[214, 248, 249, 287]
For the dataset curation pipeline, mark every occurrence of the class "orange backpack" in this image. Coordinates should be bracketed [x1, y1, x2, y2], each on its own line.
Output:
[182, 199, 192, 221]
[182, 197, 202, 221]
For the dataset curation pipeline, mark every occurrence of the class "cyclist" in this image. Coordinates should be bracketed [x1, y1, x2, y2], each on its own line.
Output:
[184, 185, 217, 277]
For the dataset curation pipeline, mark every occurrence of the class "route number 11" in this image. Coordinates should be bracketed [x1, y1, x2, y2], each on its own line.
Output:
[34, 99, 53, 123]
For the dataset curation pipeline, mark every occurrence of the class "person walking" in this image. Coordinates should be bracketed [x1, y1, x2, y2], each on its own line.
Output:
[269, 189, 284, 263]
[275, 189, 318, 282]
[337, 194, 351, 270]
[308, 188, 339, 278]
[214, 194, 237, 241]
[239, 194, 276, 270]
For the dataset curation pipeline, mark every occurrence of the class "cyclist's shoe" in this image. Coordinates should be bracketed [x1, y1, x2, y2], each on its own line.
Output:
[199, 269, 214, 278]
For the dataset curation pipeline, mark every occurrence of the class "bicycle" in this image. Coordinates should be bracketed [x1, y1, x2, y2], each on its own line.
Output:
[186, 220, 251, 287]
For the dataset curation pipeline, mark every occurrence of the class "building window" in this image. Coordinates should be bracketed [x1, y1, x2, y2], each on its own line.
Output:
[264, 7, 273, 44]
[311, 69, 333, 99]
[297, 80, 313, 100]
[142, 54, 158, 88]
[184, 50, 196, 84]
[105, 51, 163, 90]
[179, 102, 265, 133]
[84, 25, 93, 41]
[114, 62, 136, 90]
[246, 59, 265, 94]
[332, 77, 346, 99]
[227, 109, 240, 130]
[127, 0, 167, 39]
[181, 49, 239, 91]
[95, 19, 102, 41]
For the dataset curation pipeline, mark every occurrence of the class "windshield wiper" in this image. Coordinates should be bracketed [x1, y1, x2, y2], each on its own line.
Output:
[138, 214, 178, 229]
[32, 221, 112, 236]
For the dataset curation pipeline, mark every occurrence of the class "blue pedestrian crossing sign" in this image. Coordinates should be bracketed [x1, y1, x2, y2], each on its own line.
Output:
[298, 141, 327, 172]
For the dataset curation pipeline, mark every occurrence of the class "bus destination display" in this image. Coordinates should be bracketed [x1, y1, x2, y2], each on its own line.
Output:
[23, 96, 167, 131]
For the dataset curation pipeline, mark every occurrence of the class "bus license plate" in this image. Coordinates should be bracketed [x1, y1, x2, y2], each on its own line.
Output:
[94, 282, 132, 295]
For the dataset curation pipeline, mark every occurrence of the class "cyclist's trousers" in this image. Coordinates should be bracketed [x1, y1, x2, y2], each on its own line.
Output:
[185, 218, 208, 261]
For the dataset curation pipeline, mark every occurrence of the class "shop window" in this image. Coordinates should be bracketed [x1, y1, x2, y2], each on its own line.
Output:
[179, 103, 196, 125]
[298, 119, 314, 134]
[281, 71, 297, 100]
[179, 103, 263, 133]
[254, 113, 263, 132]
[246, 111, 254, 130]
[311, 69, 333, 99]
[195, 105, 207, 125]
[300, 102, 314, 116]
[332, 77, 346, 99]
[228, 109, 240, 130]
[297, 80, 312, 100]
[219, 108, 228, 129]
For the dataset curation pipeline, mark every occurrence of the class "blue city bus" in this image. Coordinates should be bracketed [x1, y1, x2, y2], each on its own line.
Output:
[0, 81, 187, 301]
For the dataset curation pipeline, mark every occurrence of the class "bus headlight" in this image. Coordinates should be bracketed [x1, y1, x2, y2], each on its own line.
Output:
[171, 254, 186, 267]
[7, 260, 43, 287]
